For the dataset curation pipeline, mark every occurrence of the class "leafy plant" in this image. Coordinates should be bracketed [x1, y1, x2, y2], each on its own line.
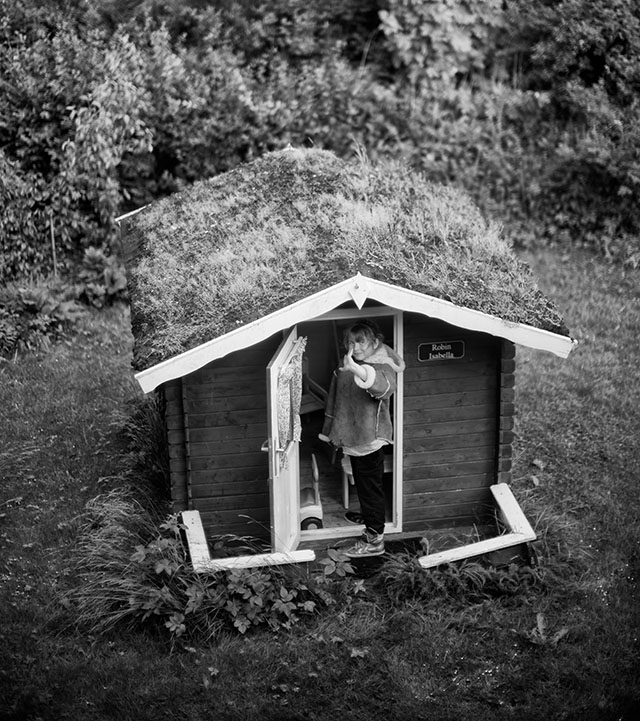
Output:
[65, 494, 344, 641]
[0, 4, 151, 279]
[0, 245, 129, 358]
[376, 552, 543, 607]
[379, 0, 506, 87]
[505, 0, 640, 108]
[0, 281, 84, 357]
[76, 246, 128, 308]
[317, 547, 355, 582]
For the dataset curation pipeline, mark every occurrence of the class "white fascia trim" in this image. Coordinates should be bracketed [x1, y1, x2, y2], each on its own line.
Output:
[135, 275, 360, 392]
[363, 275, 576, 360]
[135, 274, 576, 393]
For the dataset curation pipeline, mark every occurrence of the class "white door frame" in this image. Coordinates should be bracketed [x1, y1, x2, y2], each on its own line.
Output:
[299, 307, 404, 542]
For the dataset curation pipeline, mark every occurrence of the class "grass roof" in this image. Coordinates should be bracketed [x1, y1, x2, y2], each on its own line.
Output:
[126, 147, 569, 371]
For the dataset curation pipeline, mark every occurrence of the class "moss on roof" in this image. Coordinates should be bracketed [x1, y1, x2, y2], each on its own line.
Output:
[126, 147, 569, 371]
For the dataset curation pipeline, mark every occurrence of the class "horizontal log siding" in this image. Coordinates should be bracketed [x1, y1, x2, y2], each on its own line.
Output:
[183, 336, 281, 542]
[402, 314, 501, 530]
[162, 381, 189, 513]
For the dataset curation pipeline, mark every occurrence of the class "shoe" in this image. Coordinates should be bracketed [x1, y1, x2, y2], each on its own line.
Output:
[344, 532, 385, 558]
[344, 510, 364, 525]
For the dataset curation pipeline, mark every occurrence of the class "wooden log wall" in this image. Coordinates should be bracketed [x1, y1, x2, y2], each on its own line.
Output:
[401, 314, 503, 531]
[181, 336, 282, 543]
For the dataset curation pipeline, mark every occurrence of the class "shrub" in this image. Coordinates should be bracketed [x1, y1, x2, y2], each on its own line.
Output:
[0, 152, 50, 282]
[3, 0, 639, 274]
[0, 246, 128, 358]
[505, 0, 640, 109]
[64, 491, 347, 642]
[0, 4, 151, 280]
[376, 552, 543, 607]
[75, 247, 128, 308]
[379, 0, 506, 87]
[0, 281, 84, 358]
[497, 0, 640, 260]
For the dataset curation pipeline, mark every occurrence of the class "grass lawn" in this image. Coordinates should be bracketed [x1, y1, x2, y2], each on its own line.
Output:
[1, 247, 639, 721]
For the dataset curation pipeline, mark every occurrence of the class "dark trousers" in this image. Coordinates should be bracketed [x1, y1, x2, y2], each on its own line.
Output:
[350, 447, 386, 536]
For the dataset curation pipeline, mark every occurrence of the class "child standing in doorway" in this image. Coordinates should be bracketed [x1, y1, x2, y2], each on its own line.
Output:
[319, 320, 405, 557]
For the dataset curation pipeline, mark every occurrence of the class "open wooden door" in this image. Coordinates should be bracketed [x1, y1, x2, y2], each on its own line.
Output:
[266, 328, 307, 554]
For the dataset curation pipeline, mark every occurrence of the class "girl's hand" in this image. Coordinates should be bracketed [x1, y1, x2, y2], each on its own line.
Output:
[341, 347, 366, 381]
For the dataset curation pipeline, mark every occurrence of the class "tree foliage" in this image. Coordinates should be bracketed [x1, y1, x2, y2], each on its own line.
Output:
[379, 0, 506, 86]
[0, 0, 150, 278]
[1, 0, 639, 283]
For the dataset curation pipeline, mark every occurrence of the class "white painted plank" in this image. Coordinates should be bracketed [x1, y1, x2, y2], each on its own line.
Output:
[491, 483, 536, 538]
[418, 483, 536, 569]
[180, 510, 211, 566]
[193, 550, 316, 572]
[419, 532, 529, 569]
[181, 510, 316, 572]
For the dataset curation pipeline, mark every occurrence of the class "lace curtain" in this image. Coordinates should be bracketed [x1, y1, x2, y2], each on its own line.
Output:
[277, 336, 307, 448]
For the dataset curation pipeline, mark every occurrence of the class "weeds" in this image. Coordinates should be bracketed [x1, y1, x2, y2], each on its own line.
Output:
[0, 247, 128, 359]
[64, 493, 350, 643]
[0, 282, 83, 357]
[376, 552, 543, 609]
[112, 394, 171, 501]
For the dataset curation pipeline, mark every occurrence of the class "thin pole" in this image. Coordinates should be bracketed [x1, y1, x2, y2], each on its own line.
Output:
[49, 213, 57, 278]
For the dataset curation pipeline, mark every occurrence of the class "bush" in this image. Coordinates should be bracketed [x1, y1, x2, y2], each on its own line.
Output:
[64, 492, 347, 642]
[505, 0, 640, 109]
[0, 281, 84, 357]
[498, 0, 640, 261]
[379, 0, 506, 86]
[0, 4, 151, 280]
[0, 248, 128, 357]
[376, 552, 543, 607]
[3, 0, 639, 275]
[0, 152, 50, 281]
[75, 247, 128, 308]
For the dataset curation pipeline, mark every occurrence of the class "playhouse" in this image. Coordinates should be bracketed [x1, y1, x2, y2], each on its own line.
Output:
[122, 148, 574, 569]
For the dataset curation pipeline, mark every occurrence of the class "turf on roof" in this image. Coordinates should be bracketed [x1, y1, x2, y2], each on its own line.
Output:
[126, 147, 569, 371]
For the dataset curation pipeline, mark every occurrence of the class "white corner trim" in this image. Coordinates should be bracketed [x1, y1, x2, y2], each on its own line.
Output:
[135, 274, 576, 393]
[419, 483, 536, 569]
[181, 510, 316, 572]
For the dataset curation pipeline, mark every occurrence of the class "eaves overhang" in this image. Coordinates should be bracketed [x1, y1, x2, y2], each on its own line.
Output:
[134, 273, 576, 393]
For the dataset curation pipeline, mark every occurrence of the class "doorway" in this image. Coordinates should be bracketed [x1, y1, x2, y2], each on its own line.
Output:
[296, 308, 403, 542]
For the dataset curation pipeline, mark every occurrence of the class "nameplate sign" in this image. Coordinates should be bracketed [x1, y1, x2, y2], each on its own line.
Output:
[418, 340, 465, 362]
